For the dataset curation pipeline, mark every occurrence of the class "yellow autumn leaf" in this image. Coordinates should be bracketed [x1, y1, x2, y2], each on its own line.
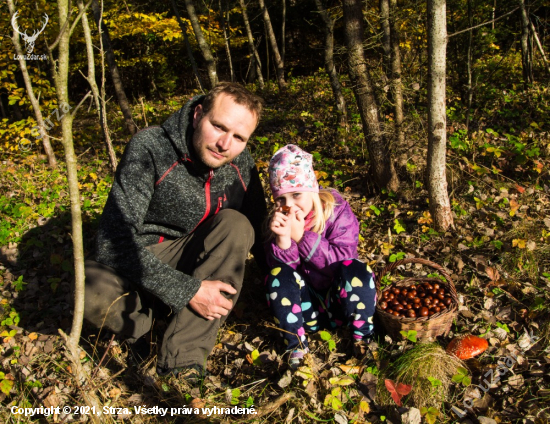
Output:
[89, 172, 98, 181]
[329, 375, 355, 386]
[512, 239, 526, 249]
[28, 332, 38, 341]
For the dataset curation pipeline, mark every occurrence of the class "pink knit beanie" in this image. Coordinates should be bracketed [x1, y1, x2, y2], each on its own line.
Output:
[268, 144, 319, 199]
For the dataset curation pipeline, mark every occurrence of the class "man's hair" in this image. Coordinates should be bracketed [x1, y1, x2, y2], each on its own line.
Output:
[201, 82, 263, 124]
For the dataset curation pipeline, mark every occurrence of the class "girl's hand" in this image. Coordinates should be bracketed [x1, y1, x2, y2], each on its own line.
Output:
[289, 207, 305, 243]
[270, 208, 291, 249]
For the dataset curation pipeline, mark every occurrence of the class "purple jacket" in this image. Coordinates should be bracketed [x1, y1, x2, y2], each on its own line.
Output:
[266, 190, 359, 291]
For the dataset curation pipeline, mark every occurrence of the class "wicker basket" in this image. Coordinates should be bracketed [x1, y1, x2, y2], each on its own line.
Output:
[375, 258, 458, 341]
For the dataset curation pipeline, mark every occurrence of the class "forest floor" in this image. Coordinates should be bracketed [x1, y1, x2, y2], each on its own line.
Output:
[1, 76, 550, 423]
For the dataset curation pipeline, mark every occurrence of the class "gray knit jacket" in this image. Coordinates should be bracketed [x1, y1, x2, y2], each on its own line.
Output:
[94, 96, 267, 312]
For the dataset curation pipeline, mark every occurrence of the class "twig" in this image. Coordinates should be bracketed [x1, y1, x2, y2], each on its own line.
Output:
[91, 333, 115, 379]
[77, 147, 91, 158]
[243, 391, 295, 419]
[72, 91, 92, 117]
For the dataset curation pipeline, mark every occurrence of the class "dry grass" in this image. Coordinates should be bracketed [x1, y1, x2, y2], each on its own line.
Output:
[376, 342, 464, 410]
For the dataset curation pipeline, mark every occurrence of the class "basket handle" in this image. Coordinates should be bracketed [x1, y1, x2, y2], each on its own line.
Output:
[378, 257, 453, 287]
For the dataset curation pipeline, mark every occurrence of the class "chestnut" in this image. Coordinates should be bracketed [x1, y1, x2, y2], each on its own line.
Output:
[443, 298, 452, 306]
[406, 309, 416, 318]
[433, 283, 440, 289]
[413, 297, 421, 304]
[433, 306, 441, 313]
[420, 307, 429, 317]
[395, 304, 404, 311]
[379, 301, 388, 309]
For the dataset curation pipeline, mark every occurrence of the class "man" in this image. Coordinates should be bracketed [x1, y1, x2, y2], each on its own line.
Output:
[84, 82, 267, 378]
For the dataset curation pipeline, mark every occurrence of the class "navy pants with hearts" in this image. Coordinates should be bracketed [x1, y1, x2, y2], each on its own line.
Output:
[265, 259, 376, 351]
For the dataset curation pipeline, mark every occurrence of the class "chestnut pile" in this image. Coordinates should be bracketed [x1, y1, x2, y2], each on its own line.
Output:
[378, 282, 453, 319]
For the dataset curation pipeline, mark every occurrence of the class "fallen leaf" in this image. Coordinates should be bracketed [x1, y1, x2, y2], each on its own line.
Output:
[385, 379, 412, 406]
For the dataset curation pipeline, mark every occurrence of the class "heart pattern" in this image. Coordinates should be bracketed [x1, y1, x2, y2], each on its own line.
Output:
[351, 277, 363, 287]
[281, 297, 291, 306]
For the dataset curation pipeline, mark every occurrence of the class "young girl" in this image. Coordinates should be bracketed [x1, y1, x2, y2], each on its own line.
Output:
[265, 145, 376, 368]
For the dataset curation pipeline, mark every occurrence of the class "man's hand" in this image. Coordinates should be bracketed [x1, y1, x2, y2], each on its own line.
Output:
[188, 280, 237, 320]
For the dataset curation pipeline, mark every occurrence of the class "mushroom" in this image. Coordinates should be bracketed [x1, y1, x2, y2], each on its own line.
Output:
[446, 334, 489, 360]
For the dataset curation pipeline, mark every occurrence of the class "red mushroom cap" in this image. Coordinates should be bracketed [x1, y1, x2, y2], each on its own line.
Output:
[446, 334, 489, 360]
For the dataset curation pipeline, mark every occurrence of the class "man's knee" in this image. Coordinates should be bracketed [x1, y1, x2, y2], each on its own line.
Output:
[212, 209, 254, 247]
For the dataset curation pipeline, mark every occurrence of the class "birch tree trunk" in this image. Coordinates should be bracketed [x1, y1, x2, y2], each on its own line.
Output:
[341, 0, 399, 191]
[258, 0, 287, 90]
[427, 0, 453, 231]
[239, 0, 264, 88]
[184, 0, 219, 88]
[389, 0, 404, 145]
[170, 0, 205, 92]
[7, 0, 57, 168]
[78, 0, 117, 173]
[90, 0, 137, 135]
[314, 0, 347, 127]
[518, 0, 533, 84]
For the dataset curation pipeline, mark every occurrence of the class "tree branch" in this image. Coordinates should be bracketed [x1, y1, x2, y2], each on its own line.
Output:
[448, 7, 519, 38]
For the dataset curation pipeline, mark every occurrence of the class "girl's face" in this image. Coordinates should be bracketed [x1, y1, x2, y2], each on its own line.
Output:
[275, 192, 314, 215]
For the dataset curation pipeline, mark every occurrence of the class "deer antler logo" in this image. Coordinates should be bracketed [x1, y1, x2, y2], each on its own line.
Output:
[11, 11, 49, 54]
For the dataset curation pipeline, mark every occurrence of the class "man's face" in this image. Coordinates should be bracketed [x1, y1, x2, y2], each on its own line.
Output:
[192, 93, 258, 168]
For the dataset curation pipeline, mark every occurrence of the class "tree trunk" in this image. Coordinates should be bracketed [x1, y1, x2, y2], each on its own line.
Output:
[219, 0, 234, 82]
[518, 0, 533, 85]
[281, 0, 286, 66]
[379, 0, 391, 73]
[427, 0, 453, 231]
[389, 0, 404, 145]
[239, 0, 264, 88]
[529, 20, 550, 75]
[184, 0, 219, 88]
[90, 0, 137, 135]
[7, 0, 57, 168]
[341, 0, 399, 191]
[314, 0, 347, 127]
[170, 0, 205, 92]
[465, 0, 473, 131]
[258, 0, 287, 90]
[49, 0, 103, 419]
[78, 0, 117, 173]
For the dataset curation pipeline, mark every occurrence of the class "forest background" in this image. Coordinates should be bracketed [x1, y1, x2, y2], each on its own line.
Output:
[0, 0, 549, 422]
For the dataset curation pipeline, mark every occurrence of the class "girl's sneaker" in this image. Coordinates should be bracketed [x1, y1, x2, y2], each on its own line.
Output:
[288, 347, 309, 370]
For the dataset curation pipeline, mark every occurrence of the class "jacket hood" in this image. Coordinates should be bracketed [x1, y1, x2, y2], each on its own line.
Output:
[161, 95, 205, 161]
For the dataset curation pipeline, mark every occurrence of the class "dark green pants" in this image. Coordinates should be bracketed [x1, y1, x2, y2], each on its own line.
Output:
[84, 209, 254, 369]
